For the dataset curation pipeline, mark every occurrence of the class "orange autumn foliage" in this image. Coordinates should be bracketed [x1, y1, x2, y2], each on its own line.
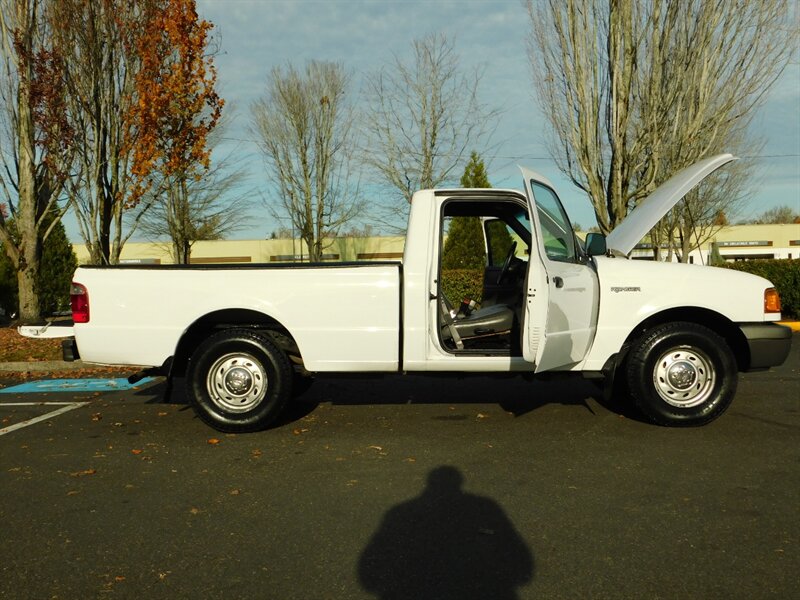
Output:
[126, 0, 223, 207]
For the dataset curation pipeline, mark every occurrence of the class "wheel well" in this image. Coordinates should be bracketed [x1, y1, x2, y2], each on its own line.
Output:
[170, 309, 303, 377]
[623, 307, 750, 371]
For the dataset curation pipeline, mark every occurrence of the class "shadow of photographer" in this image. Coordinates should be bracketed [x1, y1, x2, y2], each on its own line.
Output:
[358, 466, 534, 600]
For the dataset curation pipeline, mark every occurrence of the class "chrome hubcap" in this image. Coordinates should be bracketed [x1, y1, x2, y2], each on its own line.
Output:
[653, 347, 715, 408]
[667, 360, 697, 390]
[224, 367, 253, 395]
[206, 353, 267, 413]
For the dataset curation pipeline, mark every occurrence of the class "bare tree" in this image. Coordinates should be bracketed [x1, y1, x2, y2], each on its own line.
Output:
[748, 204, 800, 224]
[526, 0, 794, 245]
[49, 0, 149, 265]
[0, 0, 72, 322]
[136, 128, 251, 264]
[252, 61, 362, 262]
[652, 164, 752, 262]
[363, 33, 499, 227]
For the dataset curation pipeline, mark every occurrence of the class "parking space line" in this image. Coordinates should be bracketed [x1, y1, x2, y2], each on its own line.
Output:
[0, 402, 89, 436]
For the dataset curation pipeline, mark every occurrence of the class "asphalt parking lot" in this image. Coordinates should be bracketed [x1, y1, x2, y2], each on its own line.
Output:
[0, 335, 798, 599]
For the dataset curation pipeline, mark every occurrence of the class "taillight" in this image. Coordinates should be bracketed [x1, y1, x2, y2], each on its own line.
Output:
[764, 287, 781, 314]
[71, 282, 90, 323]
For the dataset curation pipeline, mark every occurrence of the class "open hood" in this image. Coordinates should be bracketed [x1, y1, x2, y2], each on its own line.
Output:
[605, 154, 737, 255]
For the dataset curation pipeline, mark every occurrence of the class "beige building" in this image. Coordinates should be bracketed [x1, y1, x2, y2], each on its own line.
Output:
[629, 223, 800, 263]
[72, 223, 799, 266]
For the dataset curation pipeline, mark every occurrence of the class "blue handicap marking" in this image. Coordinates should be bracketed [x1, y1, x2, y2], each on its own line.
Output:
[0, 378, 154, 394]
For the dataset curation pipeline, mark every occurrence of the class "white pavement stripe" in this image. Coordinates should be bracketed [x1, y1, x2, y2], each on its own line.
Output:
[0, 402, 89, 436]
[0, 402, 82, 406]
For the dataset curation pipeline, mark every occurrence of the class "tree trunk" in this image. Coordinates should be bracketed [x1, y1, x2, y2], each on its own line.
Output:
[15, 5, 42, 323]
[182, 239, 191, 265]
[16, 262, 38, 322]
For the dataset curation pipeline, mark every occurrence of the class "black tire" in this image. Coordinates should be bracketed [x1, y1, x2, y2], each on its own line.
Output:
[625, 322, 737, 427]
[187, 328, 292, 433]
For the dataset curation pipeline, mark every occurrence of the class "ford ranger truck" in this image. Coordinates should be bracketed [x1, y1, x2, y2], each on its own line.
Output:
[26, 154, 792, 432]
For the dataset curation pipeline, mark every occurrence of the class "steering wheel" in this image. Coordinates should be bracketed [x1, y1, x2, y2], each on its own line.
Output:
[496, 241, 518, 285]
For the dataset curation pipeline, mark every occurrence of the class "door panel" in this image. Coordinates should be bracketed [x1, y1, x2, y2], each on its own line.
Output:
[519, 167, 599, 371]
[534, 260, 599, 371]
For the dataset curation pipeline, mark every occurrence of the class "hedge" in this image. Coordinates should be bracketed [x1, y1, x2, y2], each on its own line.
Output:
[441, 268, 485, 306]
[724, 259, 800, 319]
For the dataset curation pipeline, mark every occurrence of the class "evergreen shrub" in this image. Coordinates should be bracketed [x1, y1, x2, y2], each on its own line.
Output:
[724, 259, 799, 319]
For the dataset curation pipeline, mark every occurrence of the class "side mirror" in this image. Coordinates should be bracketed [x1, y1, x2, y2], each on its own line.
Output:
[584, 232, 607, 257]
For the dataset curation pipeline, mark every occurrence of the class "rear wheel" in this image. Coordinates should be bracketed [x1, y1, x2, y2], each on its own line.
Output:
[626, 322, 737, 426]
[187, 329, 292, 433]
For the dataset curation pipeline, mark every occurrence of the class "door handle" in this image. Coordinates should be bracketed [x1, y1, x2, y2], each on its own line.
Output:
[553, 276, 564, 288]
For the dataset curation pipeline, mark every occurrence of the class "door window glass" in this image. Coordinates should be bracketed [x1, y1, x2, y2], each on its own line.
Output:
[531, 182, 577, 262]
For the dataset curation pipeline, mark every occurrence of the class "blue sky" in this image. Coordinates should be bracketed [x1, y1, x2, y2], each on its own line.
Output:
[72, 0, 800, 242]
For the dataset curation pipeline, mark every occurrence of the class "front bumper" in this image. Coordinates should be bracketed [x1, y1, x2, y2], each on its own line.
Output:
[739, 322, 792, 370]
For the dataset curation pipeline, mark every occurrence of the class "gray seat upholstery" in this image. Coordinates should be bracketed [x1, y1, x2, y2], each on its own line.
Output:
[453, 303, 515, 339]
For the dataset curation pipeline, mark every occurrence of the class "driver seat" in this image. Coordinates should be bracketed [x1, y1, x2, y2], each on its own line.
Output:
[454, 304, 515, 339]
[440, 295, 515, 346]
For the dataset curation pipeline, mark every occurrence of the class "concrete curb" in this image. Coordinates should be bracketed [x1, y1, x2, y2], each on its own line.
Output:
[0, 360, 92, 373]
[778, 321, 800, 332]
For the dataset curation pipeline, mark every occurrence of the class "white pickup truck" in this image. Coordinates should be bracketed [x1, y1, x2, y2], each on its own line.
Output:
[42, 154, 792, 432]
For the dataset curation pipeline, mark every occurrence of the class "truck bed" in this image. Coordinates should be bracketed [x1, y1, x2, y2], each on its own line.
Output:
[73, 262, 402, 372]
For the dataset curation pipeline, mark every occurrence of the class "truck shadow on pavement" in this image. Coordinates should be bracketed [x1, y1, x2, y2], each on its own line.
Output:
[358, 465, 534, 600]
[135, 372, 643, 428]
[294, 373, 642, 421]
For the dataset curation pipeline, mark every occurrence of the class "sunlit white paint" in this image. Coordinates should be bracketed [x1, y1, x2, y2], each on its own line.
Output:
[70, 157, 779, 378]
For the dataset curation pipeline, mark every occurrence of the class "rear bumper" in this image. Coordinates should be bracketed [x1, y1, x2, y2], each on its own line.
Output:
[739, 322, 792, 371]
[62, 338, 80, 362]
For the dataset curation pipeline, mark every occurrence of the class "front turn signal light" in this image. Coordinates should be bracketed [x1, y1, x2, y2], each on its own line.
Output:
[764, 287, 781, 314]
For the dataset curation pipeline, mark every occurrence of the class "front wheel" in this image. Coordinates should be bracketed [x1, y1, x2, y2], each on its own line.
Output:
[187, 329, 292, 433]
[625, 322, 738, 427]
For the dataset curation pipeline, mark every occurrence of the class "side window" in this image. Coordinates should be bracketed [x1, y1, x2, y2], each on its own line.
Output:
[485, 220, 514, 267]
[531, 182, 577, 263]
[485, 218, 528, 266]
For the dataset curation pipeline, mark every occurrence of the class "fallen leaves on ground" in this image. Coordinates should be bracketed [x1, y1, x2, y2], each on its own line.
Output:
[2, 366, 140, 383]
[0, 326, 61, 362]
[0, 327, 141, 382]
[70, 468, 97, 477]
